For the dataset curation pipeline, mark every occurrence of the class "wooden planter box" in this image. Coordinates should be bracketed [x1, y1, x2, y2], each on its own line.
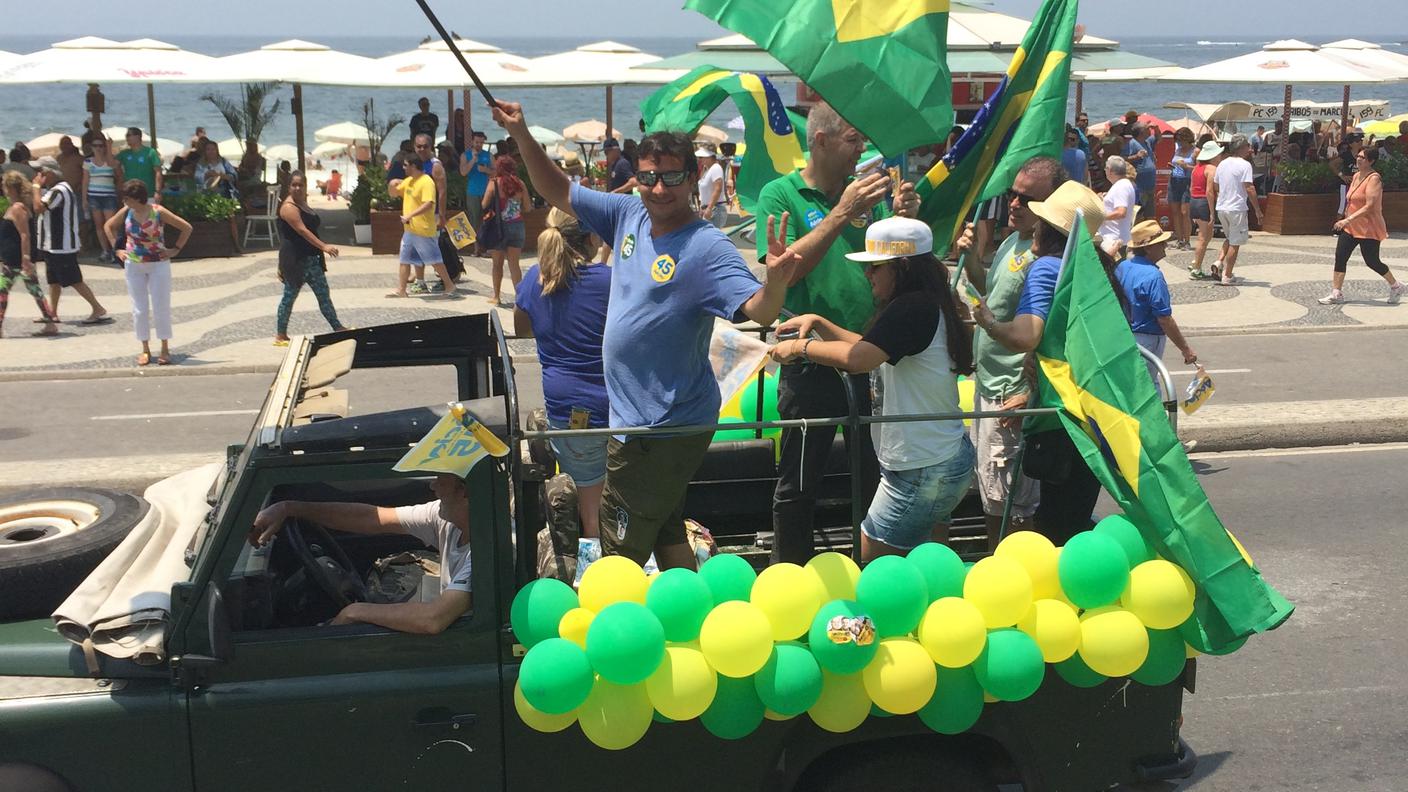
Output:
[166, 218, 242, 260]
[1261, 192, 1338, 235]
[370, 209, 402, 255]
[1383, 191, 1408, 232]
[521, 205, 548, 253]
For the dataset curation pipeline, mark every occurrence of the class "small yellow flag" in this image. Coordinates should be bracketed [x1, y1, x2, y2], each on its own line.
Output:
[393, 403, 509, 478]
[445, 212, 477, 249]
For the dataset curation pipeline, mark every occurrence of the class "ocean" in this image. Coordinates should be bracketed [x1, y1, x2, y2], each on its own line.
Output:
[2, 34, 1407, 156]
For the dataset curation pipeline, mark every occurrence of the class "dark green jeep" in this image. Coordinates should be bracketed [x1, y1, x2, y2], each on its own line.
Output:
[0, 314, 1195, 791]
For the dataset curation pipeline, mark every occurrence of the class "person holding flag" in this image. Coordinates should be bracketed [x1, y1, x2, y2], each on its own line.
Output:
[753, 102, 919, 565]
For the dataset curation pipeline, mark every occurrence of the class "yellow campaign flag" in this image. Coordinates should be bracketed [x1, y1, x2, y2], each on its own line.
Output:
[445, 212, 477, 249]
[394, 403, 509, 478]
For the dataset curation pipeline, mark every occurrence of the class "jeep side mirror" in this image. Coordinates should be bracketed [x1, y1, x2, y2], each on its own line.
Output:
[178, 582, 232, 678]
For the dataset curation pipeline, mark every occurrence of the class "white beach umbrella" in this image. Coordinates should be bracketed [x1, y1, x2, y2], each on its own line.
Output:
[265, 144, 299, 163]
[315, 37, 536, 88]
[562, 119, 621, 143]
[310, 140, 353, 160]
[528, 126, 564, 146]
[216, 137, 265, 159]
[1320, 39, 1408, 79]
[314, 122, 371, 146]
[693, 125, 729, 145]
[24, 132, 78, 158]
[529, 42, 686, 151]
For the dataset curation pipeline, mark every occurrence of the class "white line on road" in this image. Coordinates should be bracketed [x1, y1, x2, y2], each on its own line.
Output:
[90, 409, 261, 421]
[1192, 442, 1408, 461]
[1200, 368, 1252, 375]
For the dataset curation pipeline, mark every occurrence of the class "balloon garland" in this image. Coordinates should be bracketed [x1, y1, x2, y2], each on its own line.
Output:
[511, 516, 1247, 750]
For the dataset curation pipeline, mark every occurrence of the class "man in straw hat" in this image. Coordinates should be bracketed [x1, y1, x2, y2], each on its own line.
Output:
[971, 180, 1111, 544]
[1118, 220, 1197, 385]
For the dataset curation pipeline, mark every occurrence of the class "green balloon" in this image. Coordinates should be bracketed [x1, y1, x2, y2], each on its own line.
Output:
[869, 703, 893, 718]
[754, 642, 823, 716]
[699, 553, 758, 604]
[586, 602, 666, 685]
[652, 710, 675, 724]
[808, 599, 879, 675]
[646, 568, 715, 642]
[907, 542, 967, 601]
[1131, 629, 1187, 687]
[713, 415, 758, 443]
[1179, 616, 1249, 656]
[918, 665, 985, 735]
[519, 638, 594, 714]
[1057, 531, 1131, 609]
[972, 628, 1046, 702]
[510, 577, 579, 649]
[1054, 653, 1108, 688]
[701, 674, 765, 740]
[1094, 514, 1154, 567]
[855, 555, 929, 638]
[739, 374, 780, 424]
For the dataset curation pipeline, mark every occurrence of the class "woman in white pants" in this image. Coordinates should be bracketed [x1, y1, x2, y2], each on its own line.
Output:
[103, 179, 191, 366]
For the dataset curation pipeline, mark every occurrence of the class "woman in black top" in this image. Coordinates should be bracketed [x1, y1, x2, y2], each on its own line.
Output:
[274, 172, 347, 345]
[0, 171, 58, 337]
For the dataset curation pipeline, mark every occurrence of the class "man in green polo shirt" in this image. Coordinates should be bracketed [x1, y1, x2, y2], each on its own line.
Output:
[957, 155, 1065, 549]
[753, 101, 919, 564]
[116, 127, 163, 201]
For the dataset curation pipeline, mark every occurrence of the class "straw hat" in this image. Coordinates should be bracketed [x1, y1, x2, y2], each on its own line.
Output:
[1130, 220, 1172, 249]
[1197, 141, 1225, 161]
[1028, 181, 1105, 237]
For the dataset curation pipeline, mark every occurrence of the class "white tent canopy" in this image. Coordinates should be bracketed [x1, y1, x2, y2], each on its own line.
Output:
[215, 39, 377, 83]
[311, 140, 353, 160]
[1159, 40, 1388, 85]
[528, 41, 681, 86]
[0, 37, 217, 84]
[314, 121, 371, 146]
[315, 38, 536, 88]
[1319, 39, 1408, 80]
[562, 119, 620, 143]
[216, 137, 265, 159]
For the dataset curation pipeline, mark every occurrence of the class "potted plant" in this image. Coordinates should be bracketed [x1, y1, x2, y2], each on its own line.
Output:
[348, 165, 381, 245]
[202, 82, 282, 195]
[160, 192, 244, 259]
[1263, 160, 1339, 235]
[1376, 154, 1408, 231]
[356, 99, 405, 254]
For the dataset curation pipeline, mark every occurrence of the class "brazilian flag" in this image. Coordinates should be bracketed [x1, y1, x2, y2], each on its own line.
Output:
[1037, 218, 1294, 650]
[640, 66, 806, 214]
[686, 0, 953, 158]
[915, 0, 1078, 253]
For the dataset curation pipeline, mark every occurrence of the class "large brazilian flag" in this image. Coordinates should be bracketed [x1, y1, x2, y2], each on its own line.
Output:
[915, 0, 1078, 253]
[1037, 218, 1294, 650]
[640, 66, 806, 214]
[685, 0, 953, 158]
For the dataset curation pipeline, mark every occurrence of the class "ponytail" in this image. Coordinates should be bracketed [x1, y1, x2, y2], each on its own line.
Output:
[537, 208, 594, 296]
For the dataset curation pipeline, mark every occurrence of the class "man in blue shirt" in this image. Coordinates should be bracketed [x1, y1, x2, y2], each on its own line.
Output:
[458, 131, 492, 253]
[604, 138, 634, 191]
[1116, 221, 1198, 384]
[1124, 123, 1158, 222]
[1061, 127, 1089, 185]
[492, 98, 798, 570]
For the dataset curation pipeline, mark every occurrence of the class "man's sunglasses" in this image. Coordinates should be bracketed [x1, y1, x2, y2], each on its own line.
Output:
[636, 170, 689, 187]
[1008, 190, 1039, 207]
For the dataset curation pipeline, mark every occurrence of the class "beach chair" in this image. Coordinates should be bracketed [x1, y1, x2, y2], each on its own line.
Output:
[243, 184, 281, 248]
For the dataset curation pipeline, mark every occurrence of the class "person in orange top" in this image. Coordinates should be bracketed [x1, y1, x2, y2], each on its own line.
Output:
[1318, 147, 1406, 305]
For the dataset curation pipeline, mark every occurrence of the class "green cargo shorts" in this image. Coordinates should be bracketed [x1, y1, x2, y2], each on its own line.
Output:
[598, 432, 713, 565]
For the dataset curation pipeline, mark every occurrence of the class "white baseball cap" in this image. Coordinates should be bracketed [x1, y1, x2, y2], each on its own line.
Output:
[694, 147, 717, 158]
[845, 217, 933, 263]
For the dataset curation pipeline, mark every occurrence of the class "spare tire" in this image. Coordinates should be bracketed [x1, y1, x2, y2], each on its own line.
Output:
[0, 488, 150, 621]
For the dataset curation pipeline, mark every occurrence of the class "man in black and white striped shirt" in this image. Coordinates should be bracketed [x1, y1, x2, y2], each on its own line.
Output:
[34, 157, 108, 324]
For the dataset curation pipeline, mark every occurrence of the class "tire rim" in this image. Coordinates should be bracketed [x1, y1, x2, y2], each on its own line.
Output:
[0, 500, 103, 548]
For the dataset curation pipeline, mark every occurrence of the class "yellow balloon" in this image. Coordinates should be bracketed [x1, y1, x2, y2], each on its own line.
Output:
[995, 531, 1061, 600]
[1016, 598, 1081, 663]
[1185, 642, 1201, 659]
[983, 691, 999, 703]
[808, 670, 872, 733]
[958, 377, 975, 426]
[763, 709, 796, 721]
[806, 552, 861, 601]
[558, 607, 596, 649]
[645, 645, 718, 721]
[862, 638, 937, 716]
[1078, 608, 1149, 677]
[1120, 560, 1196, 630]
[917, 597, 987, 668]
[576, 677, 653, 750]
[514, 680, 576, 733]
[963, 555, 1033, 628]
[698, 600, 774, 678]
[578, 555, 648, 612]
[752, 562, 826, 641]
[1227, 530, 1254, 567]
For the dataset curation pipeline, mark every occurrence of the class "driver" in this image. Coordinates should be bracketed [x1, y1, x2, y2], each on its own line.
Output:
[249, 473, 472, 634]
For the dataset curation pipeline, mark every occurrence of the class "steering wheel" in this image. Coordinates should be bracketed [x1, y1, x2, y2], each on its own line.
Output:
[283, 518, 370, 609]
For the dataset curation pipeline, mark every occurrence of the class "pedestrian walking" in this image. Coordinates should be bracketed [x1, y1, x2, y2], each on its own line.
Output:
[481, 155, 526, 305]
[1061, 127, 1089, 185]
[1125, 123, 1158, 222]
[0, 172, 59, 338]
[103, 179, 192, 366]
[696, 145, 728, 228]
[457, 131, 492, 253]
[1168, 128, 1197, 250]
[32, 157, 107, 324]
[274, 172, 349, 346]
[1098, 155, 1136, 258]
[387, 165, 456, 299]
[1188, 140, 1223, 279]
[1318, 147, 1406, 305]
[1117, 220, 1198, 384]
[1208, 134, 1262, 286]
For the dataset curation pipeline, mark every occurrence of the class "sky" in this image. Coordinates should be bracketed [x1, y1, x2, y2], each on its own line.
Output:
[21, 0, 1408, 41]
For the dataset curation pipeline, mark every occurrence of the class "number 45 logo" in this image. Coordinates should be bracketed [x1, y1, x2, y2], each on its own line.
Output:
[621, 233, 636, 259]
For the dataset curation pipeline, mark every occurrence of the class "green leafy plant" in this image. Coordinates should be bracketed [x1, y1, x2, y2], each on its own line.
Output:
[349, 163, 393, 224]
[445, 167, 467, 212]
[0, 196, 9, 216]
[163, 191, 242, 222]
[360, 98, 403, 169]
[1375, 154, 1408, 191]
[202, 82, 282, 181]
[1275, 160, 1338, 194]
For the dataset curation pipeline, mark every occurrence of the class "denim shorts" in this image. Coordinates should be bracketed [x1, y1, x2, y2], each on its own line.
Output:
[1167, 176, 1191, 204]
[88, 194, 119, 212]
[861, 436, 976, 551]
[490, 220, 526, 252]
[399, 232, 442, 266]
[548, 417, 608, 486]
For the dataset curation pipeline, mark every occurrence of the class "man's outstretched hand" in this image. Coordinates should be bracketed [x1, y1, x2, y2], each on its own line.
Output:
[763, 211, 800, 285]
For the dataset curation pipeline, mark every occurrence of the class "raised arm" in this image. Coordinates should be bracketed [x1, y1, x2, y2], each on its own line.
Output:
[781, 173, 890, 287]
[490, 100, 571, 217]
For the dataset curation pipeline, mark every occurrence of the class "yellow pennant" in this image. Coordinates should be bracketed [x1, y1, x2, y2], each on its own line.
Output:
[394, 403, 509, 479]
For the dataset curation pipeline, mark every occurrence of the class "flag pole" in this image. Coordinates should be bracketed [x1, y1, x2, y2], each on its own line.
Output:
[1055, 209, 1084, 282]
[413, 0, 497, 108]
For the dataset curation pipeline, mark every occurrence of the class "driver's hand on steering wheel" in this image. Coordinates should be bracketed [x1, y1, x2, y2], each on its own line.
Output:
[249, 502, 290, 547]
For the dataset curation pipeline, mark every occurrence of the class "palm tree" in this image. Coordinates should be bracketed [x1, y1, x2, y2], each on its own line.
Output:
[202, 82, 282, 181]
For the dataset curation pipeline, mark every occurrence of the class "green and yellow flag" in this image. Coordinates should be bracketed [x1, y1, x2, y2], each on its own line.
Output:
[394, 403, 509, 479]
[685, 0, 953, 157]
[915, 0, 1077, 253]
[640, 66, 806, 214]
[1036, 219, 1293, 649]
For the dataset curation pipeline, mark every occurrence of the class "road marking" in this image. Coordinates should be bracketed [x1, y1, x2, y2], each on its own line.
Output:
[90, 409, 260, 421]
[1200, 368, 1251, 375]
[1192, 442, 1408, 461]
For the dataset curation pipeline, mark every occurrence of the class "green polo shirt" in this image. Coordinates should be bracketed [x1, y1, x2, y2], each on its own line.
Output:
[116, 145, 162, 192]
[754, 169, 889, 333]
[973, 234, 1035, 401]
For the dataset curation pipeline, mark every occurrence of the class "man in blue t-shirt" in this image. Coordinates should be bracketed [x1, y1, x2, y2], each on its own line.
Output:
[1062, 128, 1089, 185]
[458, 131, 492, 251]
[1124, 123, 1158, 222]
[491, 98, 798, 570]
[1116, 221, 1197, 384]
[604, 139, 634, 191]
